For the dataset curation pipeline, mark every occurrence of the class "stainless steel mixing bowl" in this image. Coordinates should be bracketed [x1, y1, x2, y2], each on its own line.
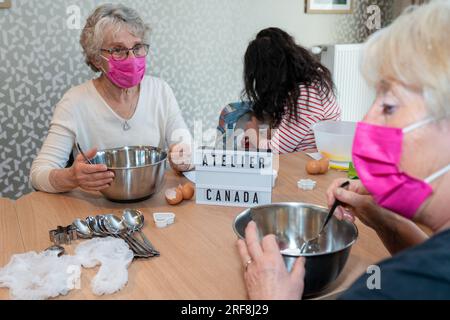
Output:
[233, 202, 358, 297]
[91, 146, 167, 202]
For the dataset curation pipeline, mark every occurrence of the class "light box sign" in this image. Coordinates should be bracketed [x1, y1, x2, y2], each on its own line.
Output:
[195, 147, 273, 207]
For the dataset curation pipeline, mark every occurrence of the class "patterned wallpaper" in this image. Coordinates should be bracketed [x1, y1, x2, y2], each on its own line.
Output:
[0, 0, 395, 199]
[334, 0, 394, 43]
[0, 0, 256, 199]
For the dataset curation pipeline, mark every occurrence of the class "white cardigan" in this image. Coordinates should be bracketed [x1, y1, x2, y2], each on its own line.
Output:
[30, 76, 190, 193]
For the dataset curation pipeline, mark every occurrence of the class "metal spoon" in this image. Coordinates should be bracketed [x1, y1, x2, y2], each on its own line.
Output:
[95, 215, 150, 257]
[101, 215, 155, 257]
[86, 216, 105, 237]
[102, 214, 151, 253]
[73, 218, 94, 239]
[300, 181, 351, 253]
[122, 209, 159, 256]
[76, 142, 93, 165]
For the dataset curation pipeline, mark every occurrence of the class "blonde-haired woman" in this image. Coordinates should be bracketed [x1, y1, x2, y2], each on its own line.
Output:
[238, 0, 450, 299]
[31, 4, 192, 194]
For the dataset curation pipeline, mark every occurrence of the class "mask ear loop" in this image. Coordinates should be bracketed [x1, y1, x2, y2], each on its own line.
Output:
[403, 116, 450, 184]
[425, 164, 450, 184]
[98, 55, 110, 75]
[403, 117, 435, 134]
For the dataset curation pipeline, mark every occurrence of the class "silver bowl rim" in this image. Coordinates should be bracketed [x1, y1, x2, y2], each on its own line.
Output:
[232, 202, 359, 257]
[93, 145, 168, 170]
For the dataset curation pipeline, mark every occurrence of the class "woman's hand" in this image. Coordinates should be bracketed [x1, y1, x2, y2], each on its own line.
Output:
[242, 116, 271, 149]
[242, 117, 260, 149]
[326, 178, 387, 230]
[237, 221, 305, 300]
[326, 178, 428, 254]
[69, 148, 114, 191]
[168, 143, 193, 173]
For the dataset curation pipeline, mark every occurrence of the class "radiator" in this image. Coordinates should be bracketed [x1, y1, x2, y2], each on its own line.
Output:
[320, 44, 376, 122]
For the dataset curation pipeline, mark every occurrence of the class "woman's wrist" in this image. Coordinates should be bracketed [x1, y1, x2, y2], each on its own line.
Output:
[372, 214, 398, 236]
[369, 207, 401, 234]
[49, 168, 78, 192]
[370, 207, 428, 254]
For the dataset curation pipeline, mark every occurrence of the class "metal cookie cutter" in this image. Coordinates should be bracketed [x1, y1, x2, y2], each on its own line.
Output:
[49, 224, 78, 246]
[45, 245, 66, 257]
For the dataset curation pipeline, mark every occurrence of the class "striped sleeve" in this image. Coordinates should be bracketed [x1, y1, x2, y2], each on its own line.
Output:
[322, 89, 341, 121]
[267, 84, 340, 154]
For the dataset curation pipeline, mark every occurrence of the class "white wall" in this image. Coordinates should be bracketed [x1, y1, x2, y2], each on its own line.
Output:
[250, 0, 345, 47]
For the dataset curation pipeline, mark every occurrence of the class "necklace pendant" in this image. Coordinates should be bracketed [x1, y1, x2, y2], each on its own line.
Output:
[123, 121, 131, 131]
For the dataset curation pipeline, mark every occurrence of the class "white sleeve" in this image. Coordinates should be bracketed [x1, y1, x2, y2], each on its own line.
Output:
[162, 82, 191, 146]
[30, 99, 76, 193]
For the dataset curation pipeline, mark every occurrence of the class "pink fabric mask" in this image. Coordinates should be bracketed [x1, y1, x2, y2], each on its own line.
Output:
[101, 56, 146, 89]
[352, 119, 450, 219]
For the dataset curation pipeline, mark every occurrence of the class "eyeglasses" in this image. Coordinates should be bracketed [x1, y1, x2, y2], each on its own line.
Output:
[100, 43, 150, 61]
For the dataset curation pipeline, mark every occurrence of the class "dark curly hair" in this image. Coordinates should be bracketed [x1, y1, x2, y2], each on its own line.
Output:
[243, 27, 334, 128]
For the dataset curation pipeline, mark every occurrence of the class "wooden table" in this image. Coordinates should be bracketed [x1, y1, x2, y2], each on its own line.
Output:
[0, 198, 25, 300]
[0, 152, 389, 300]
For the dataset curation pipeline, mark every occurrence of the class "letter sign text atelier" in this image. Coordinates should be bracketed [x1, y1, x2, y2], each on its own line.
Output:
[195, 148, 273, 207]
[196, 148, 273, 173]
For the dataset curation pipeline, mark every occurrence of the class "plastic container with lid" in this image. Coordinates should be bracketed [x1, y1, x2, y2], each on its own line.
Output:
[313, 121, 356, 164]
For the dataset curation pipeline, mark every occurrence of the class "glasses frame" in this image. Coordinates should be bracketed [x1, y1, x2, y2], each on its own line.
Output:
[100, 43, 150, 61]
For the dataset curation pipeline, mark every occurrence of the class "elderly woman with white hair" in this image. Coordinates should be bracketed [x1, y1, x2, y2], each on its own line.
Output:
[238, 0, 450, 299]
[30, 4, 192, 193]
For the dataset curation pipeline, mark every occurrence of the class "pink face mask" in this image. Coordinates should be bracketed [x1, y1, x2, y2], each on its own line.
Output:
[101, 56, 146, 89]
[352, 119, 450, 219]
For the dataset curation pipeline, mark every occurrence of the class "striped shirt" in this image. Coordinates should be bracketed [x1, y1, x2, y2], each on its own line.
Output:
[267, 84, 341, 153]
